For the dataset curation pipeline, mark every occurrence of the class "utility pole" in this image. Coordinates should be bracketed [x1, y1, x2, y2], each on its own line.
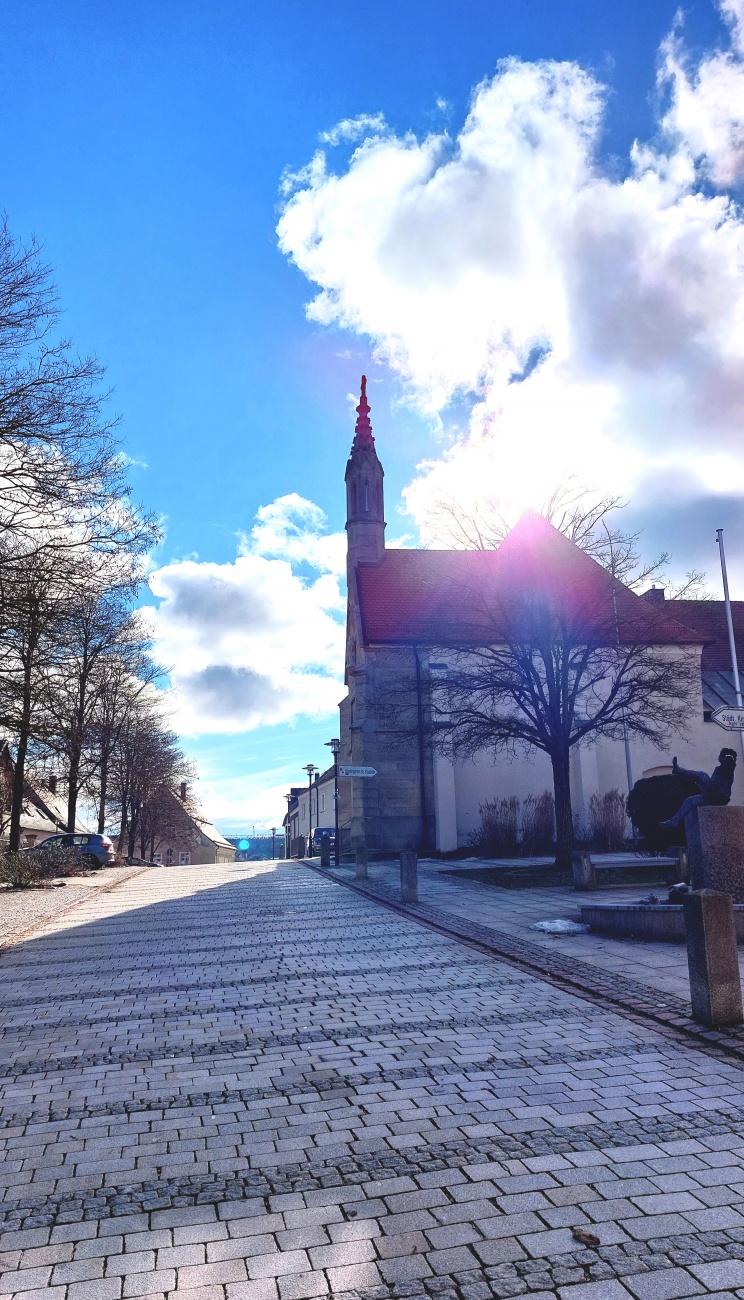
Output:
[716, 529, 744, 763]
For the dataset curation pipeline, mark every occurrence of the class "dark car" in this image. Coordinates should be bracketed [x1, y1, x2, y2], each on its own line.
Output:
[28, 832, 116, 870]
[311, 827, 336, 852]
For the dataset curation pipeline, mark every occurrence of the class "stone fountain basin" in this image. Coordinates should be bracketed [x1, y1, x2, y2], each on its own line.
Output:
[580, 901, 744, 943]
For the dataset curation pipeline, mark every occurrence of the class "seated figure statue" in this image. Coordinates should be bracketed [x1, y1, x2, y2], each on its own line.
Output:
[660, 748, 738, 828]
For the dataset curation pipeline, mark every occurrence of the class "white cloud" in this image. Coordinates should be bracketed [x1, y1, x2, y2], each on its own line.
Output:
[320, 113, 388, 146]
[245, 493, 346, 574]
[660, 1, 744, 188]
[277, 5, 744, 538]
[148, 496, 346, 736]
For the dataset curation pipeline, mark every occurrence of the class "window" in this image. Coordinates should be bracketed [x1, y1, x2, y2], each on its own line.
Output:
[72, 835, 89, 846]
[301, 803, 306, 821]
[165, 848, 174, 866]
[179, 852, 191, 865]
[152, 853, 162, 865]
[320, 793, 325, 812]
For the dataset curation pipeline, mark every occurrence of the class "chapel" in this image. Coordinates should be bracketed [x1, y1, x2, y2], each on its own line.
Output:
[337, 379, 744, 854]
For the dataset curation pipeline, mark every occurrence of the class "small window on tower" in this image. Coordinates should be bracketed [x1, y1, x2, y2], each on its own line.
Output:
[364, 483, 369, 511]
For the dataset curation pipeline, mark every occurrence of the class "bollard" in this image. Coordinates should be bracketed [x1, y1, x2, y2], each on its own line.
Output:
[355, 847, 368, 880]
[400, 850, 418, 904]
[683, 890, 743, 1026]
[571, 850, 596, 891]
[320, 836, 331, 868]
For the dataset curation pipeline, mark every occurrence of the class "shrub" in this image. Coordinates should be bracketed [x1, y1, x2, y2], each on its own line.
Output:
[471, 796, 520, 857]
[521, 791, 555, 854]
[0, 851, 52, 888]
[589, 789, 628, 851]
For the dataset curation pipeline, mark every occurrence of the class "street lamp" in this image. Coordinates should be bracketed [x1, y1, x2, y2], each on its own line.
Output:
[271, 826, 276, 860]
[325, 738, 340, 866]
[303, 764, 316, 857]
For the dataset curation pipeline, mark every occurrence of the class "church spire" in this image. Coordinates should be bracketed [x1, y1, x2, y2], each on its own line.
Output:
[351, 375, 375, 451]
[345, 375, 385, 567]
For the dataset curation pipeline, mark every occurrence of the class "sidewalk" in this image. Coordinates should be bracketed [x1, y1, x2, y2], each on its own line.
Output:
[321, 856, 720, 1005]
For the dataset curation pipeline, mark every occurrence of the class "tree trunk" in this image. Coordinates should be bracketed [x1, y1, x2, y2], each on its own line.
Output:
[8, 726, 29, 853]
[67, 750, 80, 833]
[551, 748, 573, 870]
[117, 792, 128, 855]
[97, 747, 108, 833]
[9, 665, 33, 853]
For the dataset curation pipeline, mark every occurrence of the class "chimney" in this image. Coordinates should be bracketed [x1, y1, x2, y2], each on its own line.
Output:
[180, 781, 187, 801]
[48, 774, 57, 794]
[642, 587, 666, 606]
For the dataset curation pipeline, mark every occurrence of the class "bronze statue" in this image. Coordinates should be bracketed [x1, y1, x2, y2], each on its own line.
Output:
[660, 748, 738, 828]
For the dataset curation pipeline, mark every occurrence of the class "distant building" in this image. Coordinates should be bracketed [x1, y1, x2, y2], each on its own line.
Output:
[150, 783, 236, 866]
[284, 769, 335, 857]
[335, 378, 744, 854]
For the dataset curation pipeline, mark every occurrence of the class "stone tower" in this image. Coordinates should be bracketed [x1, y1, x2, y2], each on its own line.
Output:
[344, 375, 385, 582]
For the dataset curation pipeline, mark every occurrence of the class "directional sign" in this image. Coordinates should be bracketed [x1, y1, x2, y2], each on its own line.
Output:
[711, 706, 744, 731]
[338, 765, 378, 778]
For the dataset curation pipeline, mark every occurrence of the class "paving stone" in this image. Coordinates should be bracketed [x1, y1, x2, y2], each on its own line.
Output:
[10, 862, 744, 1300]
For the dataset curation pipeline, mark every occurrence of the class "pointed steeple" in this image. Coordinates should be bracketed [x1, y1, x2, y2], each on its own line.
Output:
[351, 375, 375, 451]
[345, 375, 385, 568]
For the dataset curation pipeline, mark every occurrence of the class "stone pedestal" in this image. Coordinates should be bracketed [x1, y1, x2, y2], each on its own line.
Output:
[686, 807, 744, 900]
[683, 890, 743, 1026]
[572, 850, 596, 891]
[320, 837, 331, 868]
[400, 851, 418, 904]
[355, 848, 368, 880]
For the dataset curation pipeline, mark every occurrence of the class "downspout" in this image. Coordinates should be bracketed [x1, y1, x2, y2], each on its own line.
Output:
[414, 646, 428, 851]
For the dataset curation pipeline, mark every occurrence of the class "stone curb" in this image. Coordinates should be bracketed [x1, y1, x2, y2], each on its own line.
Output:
[302, 858, 744, 1066]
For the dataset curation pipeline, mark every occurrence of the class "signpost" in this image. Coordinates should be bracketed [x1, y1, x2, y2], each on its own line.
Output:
[338, 765, 377, 778]
[711, 706, 744, 732]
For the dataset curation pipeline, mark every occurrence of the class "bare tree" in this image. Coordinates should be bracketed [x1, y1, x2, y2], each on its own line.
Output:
[45, 584, 154, 832]
[433, 567, 699, 869]
[0, 218, 159, 564]
[0, 547, 68, 850]
[109, 704, 190, 860]
[427, 482, 711, 596]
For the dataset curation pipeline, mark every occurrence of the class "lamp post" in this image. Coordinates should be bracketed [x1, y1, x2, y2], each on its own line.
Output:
[303, 764, 316, 857]
[325, 738, 340, 866]
[271, 827, 276, 860]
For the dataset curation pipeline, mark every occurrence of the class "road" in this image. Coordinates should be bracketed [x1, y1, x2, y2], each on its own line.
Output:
[3, 861, 744, 1300]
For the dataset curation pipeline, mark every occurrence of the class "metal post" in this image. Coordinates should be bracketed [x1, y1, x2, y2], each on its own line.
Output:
[716, 529, 744, 764]
[303, 764, 316, 858]
[271, 827, 276, 860]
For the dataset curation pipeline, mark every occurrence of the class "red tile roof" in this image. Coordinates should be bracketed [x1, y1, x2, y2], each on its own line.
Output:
[355, 512, 711, 647]
[664, 599, 744, 672]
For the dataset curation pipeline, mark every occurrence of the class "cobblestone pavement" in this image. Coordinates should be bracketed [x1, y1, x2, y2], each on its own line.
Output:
[7, 864, 744, 1300]
[326, 858, 715, 1003]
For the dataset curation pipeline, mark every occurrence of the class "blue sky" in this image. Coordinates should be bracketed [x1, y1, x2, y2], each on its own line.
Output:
[1, 0, 742, 832]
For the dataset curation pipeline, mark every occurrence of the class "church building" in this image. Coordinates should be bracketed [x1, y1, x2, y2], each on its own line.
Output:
[337, 378, 744, 854]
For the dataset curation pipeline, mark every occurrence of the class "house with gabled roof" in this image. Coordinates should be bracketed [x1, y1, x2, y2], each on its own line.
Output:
[150, 782, 236, 866]
[338, 378, 744, 854]
[0, 742, 89, 847]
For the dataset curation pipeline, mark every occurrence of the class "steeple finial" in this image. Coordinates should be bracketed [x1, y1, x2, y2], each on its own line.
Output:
[352, 374, 374, 450]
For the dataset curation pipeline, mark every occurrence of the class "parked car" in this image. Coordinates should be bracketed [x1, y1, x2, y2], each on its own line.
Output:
[311, 827, 336, 853]
[27, 832, 115, 870]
